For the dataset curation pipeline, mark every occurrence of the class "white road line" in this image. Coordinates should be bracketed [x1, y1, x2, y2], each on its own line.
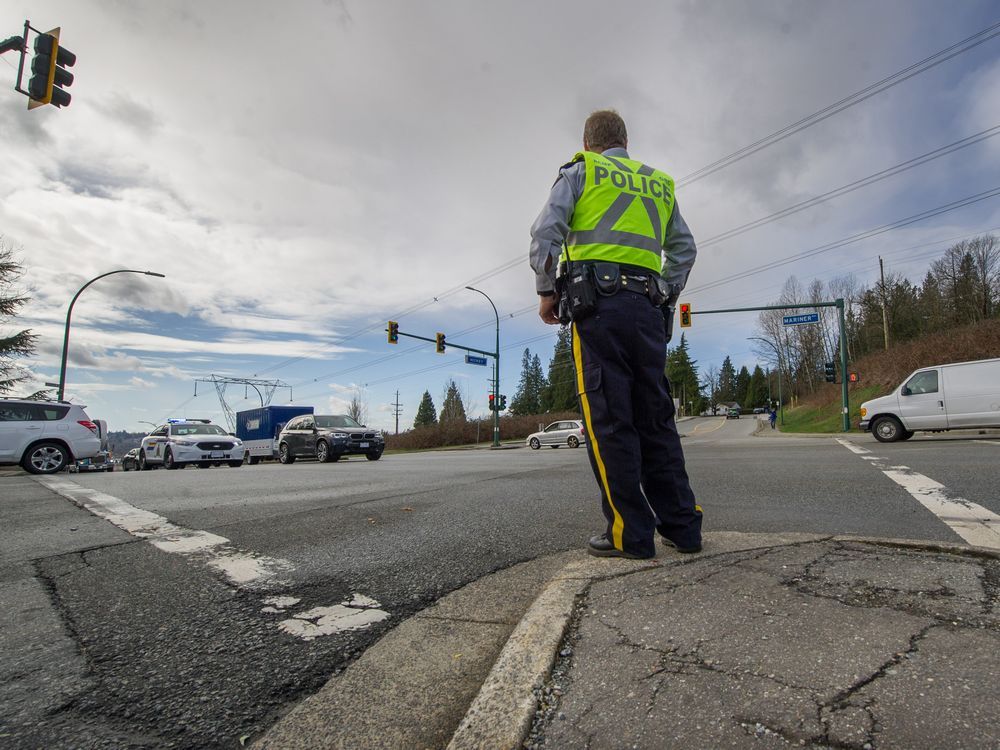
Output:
[34, 476, 390, 638]
[838, 441, 871, 455]
[35, 476, 293, 588]
[836, 439, 1000, 549]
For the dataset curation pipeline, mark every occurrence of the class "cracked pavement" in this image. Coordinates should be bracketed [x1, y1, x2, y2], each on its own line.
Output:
[533, 540, 1000, 749]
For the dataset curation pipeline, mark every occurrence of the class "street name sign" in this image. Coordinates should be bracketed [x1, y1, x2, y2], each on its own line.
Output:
[783, 313, 819, 326]
[465, 354, 488, 366]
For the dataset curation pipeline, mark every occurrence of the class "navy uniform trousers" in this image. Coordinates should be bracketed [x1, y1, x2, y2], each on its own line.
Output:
[572, 289, 702, 558]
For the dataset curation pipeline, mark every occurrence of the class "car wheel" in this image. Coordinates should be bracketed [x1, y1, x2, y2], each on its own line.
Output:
[365, 452, 382, 461]
[279, 443, 295, 464]
[900, 430, 915, 441]
[872, 416, 904, 443]
[22, 442, 69, 475]
[316, 440, 331, 463]
[567, 436, 580, 448]
[247, 455, 259, 465]
[197, 463, 211, 468]
[138, 451, 150, 471]
[228, 461, 243, 468]
[529, 438, 541, 450]
[164, 448, 178, 470]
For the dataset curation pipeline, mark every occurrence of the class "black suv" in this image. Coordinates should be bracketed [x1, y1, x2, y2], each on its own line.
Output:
[277, 414, 384, 464]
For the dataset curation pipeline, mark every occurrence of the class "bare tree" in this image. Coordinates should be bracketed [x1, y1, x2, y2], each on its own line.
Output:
[701, 364, 720, 414]
[968, 234, 1000, 320]
[347, 386, 369, 425]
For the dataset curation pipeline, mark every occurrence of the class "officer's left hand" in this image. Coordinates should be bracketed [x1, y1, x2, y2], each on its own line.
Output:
[539, 295, 560, 325]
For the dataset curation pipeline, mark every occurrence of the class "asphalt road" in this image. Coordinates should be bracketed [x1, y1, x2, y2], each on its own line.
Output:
[2, 417, 998, 748]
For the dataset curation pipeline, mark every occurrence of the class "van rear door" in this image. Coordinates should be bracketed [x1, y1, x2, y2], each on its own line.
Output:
[897, 369, 947, 430]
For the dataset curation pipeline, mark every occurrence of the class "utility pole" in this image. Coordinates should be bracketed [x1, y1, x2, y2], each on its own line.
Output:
[879, 256, 890, 351]
[392, 390, 403, 435]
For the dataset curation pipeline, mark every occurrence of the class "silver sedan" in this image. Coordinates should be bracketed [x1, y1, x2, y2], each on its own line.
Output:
[526, 420, 587, 450]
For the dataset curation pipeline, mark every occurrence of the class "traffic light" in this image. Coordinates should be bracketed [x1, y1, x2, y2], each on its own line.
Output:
[28, 29, 76, 109]
[849, 372, 860, 383]
[499, 394, 507, 410]
[679, 302, 692, 328]
[435, 332, 446, 353]
[824, 362, 836, 383]
[488, 394, 496, 411]
[387, 320, 398, 344]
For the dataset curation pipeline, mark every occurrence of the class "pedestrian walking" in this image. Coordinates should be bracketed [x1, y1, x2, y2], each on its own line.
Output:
[769, 407, 777, 429]
[529, 109, 702, 559]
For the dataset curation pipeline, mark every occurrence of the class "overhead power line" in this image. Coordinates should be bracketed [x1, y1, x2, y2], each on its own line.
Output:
[697, 125, 1000, 248]
[676, 20, 1000, 187]
[686, 187, 1000, 296]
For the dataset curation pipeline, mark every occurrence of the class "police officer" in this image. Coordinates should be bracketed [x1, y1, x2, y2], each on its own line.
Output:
[529, 109, 702, 559]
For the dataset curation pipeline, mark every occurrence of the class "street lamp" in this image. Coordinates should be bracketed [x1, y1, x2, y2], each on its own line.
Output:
[57, 270, 166, 401]
[465, 286, 500, 448]
[748, 336, 784, 426]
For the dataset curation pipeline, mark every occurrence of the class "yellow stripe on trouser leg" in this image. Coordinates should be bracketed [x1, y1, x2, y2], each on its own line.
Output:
[572, 323, 625, 550]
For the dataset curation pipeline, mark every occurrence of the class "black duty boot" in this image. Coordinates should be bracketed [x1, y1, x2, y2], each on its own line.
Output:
[587, 534, 655, 560]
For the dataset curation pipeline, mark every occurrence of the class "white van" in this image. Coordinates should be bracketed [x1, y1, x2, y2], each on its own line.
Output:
[859, 358, 1000, 442]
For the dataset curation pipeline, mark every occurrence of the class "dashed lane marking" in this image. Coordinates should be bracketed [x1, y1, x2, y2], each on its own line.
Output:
[33, 476, 389, 638]
[835, 439, 1000, 550]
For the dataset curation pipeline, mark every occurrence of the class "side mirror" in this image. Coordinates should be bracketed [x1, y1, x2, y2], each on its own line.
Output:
[901, 386, 911, 396]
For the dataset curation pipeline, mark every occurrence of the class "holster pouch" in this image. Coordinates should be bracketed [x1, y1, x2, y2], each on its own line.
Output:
[592, 263, 621, 296]
[648, 276, 669, 307]
[564, 264, 597, 322]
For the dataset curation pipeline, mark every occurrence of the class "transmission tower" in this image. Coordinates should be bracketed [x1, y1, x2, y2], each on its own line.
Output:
[193, 375, 292, 432]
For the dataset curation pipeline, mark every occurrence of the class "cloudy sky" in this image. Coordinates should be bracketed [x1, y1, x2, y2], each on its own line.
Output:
[2, 0, 998, 432]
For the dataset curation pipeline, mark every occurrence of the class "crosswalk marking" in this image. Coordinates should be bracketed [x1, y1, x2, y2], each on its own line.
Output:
[836, 439, 1000, 550]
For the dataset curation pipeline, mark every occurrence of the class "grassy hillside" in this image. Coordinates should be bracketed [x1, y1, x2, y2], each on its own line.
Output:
[781, 318, 1000, 433]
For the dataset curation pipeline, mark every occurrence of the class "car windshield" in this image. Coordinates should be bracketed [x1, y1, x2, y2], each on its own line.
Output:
[315, 415, 362, 429]
[172, 424, 227, 436]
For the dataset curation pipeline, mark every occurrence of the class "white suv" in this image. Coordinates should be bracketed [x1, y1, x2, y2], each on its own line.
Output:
[139, 419, 245, 470]
[0, 399, 102, 474]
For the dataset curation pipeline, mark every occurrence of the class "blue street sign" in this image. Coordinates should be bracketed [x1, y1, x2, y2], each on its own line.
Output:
[465, 354, 488, 366]
[782, 313, 820, 326]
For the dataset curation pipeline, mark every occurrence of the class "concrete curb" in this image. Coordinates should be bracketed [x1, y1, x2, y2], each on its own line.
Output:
[446, 556, 659, 750]
[446, 531, 1000, 750]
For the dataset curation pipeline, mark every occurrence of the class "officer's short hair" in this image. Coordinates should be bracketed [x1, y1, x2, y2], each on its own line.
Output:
[584, 110, 627, 151]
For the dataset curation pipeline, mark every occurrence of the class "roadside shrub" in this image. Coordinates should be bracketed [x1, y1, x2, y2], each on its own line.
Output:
[385, 411, 581, 451]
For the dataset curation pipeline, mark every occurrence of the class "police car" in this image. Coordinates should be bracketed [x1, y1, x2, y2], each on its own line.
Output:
[138, 419, 245, 470]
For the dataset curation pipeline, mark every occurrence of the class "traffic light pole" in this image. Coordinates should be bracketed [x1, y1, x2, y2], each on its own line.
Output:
[838, 298, 850, 432]
[388, 328, 501, 446]
[690, 299, 851, 431]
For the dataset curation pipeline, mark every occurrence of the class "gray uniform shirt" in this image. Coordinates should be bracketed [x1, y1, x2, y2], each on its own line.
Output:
[529, 147, 697, 295]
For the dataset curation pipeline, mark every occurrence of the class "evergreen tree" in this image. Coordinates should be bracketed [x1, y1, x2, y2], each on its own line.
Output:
[541, 327, 578, 412]
[665, 334, 703, 415]
[413, 390, 437, 427]
[440, 379, 467, 423]
[746, 365, 769, 409]
[531, 354, 547, 408]
[510, 348, 545, 415]
[734, 366, 751, 408]
[717, 356, 737, 403]
[0, 241, 37, 394]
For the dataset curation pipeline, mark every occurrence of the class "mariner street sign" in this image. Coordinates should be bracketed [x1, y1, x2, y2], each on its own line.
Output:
[465, 354, 488, 366]
[783, 313, 820, 326]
